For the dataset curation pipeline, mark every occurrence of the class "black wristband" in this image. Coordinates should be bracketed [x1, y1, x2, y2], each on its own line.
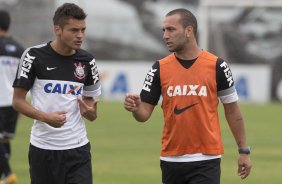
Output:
[238, 146, 251, 154]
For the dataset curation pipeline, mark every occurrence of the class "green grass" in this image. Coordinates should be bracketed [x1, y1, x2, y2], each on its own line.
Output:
[10, 101, 282, 184]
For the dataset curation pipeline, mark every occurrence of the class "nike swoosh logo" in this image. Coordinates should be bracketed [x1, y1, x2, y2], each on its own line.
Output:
[174, 103, 198, 115]
[47, 67, 57, 71]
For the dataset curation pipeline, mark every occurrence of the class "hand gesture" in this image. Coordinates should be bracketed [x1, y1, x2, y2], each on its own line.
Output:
[44, 111, 67, 128]
[77, 96, 97, 121]
[124, 93, 141, 112]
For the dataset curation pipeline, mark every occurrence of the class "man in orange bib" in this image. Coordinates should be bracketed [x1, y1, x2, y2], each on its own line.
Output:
[124, 8, 252, 184]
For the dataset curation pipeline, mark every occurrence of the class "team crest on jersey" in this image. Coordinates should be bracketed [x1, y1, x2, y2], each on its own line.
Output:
[74, 62, 85, 80]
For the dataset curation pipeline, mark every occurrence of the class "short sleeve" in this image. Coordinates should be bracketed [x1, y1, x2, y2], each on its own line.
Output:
[83, 58, 102, 98]
[13, 48, 37, 91]
[216, 58, 239, 103]
[140, 61, 161, 105]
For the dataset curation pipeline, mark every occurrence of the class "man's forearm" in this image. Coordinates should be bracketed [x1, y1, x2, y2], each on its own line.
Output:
[13, 98, 46, 122]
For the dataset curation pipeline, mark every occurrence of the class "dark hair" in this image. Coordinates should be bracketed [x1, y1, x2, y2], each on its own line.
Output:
[0, 10, 11, 31]
[166, 8, 198, 36]
[53, 3, 87, 27]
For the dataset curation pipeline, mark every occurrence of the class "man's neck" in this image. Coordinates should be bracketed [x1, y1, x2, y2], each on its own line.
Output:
[50, 40, 75, 56]
[0, 30, 9, 37]
[175, 45, 202, 60]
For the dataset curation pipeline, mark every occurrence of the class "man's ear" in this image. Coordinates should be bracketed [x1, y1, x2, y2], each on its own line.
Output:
[185, 25, 193, 38]
[53, 25, 62, 36]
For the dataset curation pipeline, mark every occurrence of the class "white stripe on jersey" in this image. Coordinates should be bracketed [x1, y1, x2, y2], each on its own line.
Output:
[219, 90, 239, 104]
[16, 43, 47, 79]
[160, 154, 221, 162]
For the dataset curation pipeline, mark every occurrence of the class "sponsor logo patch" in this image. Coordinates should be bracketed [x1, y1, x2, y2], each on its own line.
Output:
[44, 83, 82, 95]
[142, 67, 157, 92]
[20, 53, 35, 79]
[174, 103, 198, 115]
[74, 62, 86, 80]
[167, 85, 207, 97]
[89, 59, 99, 84]
[47, 66, 57, 71]
[220, 61, 234, 87]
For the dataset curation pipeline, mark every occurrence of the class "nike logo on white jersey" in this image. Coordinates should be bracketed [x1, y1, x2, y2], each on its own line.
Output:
[47, 67, 57, 71]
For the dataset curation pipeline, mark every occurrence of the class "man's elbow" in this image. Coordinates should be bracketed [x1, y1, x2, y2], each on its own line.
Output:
[89, 116, 97, 122]
[12, 99, 20, 112]
[133, 114, 150, 123]
[84, 114, 97, 122]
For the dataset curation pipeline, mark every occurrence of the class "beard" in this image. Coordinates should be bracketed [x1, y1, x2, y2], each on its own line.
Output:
[168, 44, 184, 53]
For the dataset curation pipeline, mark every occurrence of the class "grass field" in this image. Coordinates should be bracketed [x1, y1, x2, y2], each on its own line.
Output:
[10, 101, 282, 184]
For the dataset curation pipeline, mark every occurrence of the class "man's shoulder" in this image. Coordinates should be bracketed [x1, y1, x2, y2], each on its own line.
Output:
[199, 50, 218, 61]
[7, 36, 24, 48]
[26, 43, 48, 55]
[0, 37, 25, 57]
[159, 53, 175, 65]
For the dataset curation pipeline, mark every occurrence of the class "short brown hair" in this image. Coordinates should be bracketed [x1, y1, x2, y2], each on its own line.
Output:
[0, 10, 11, 31]
[166, 8, 198, 36]
[53, 3, 87, 27]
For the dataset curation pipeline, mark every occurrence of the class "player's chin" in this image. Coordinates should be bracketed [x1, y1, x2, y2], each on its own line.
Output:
[166, 45, 175, 52]
[168, 48, 176, 53]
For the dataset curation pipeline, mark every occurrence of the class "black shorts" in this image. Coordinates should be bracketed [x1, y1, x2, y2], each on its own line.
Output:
[29, 143, 93, 184]
[160, 158, 221, 184]
[0, 106, 19, 139]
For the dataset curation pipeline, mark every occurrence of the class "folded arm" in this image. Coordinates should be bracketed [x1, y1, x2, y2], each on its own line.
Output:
[77, 96, 98, 121]
[12, 87, 66, 128]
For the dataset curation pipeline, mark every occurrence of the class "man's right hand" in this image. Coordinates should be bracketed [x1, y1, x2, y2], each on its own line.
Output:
[43, 111, 67, 128]
[124, 93, 141, 112]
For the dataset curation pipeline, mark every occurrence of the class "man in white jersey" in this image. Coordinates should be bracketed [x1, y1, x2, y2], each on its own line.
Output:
[0, 9, 24, 184]
[12, 3, 101, 184]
